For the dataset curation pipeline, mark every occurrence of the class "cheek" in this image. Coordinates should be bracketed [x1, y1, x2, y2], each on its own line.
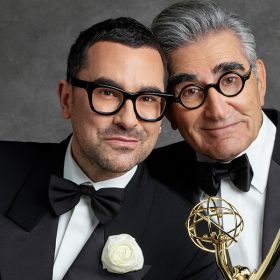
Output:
[237, 88, 263, 123]
[171, 109, 208, 149]
[70, 104, 103, 137]
[172, 108, 199, 133]
[148, 123, 161, 138]
[142, 123, 161, 146]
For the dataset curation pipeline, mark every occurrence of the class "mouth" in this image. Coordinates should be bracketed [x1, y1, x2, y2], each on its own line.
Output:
[104, 136, 139, 149]
[202, 122, 239, 136]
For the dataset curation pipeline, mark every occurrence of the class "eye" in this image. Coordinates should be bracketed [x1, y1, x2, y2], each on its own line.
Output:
[95, 87, 121, 98]
[224, 77, 237, 84]
[220, 73, 240, 87]
[138, 95, 161, 103]
[181, 86, 203, 98]
[99, 89, 117, 96]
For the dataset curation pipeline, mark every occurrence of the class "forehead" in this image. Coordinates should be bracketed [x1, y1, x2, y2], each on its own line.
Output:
[168, 30, 249, 77]
[79, 41, 165, 90]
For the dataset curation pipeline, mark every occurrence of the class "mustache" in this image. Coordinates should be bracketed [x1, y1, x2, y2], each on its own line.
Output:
[99, 126, 146, 140]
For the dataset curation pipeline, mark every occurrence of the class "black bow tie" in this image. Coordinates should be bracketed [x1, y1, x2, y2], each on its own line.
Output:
[48, 175, 124, 224]
[196, 154, 254, 196]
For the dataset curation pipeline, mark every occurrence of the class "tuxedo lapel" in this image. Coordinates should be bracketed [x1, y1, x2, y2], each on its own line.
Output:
[5, 138, 68, 231]
[261, 110, 280, 279]
[105, 164, 153, 277]
[263, 109, 280, 256]
[105, 164, 155, 245]
[63, 225, 150, 280]
[262, 159, 280, 257]
[0, 166, 56, 280]
[0, 138, 68, 279]
[0, 211, 59, 279]
[261, 160, 280, 280]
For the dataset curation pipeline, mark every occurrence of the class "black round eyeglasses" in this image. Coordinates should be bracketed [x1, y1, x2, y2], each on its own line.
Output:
[174, 66, 252, 110]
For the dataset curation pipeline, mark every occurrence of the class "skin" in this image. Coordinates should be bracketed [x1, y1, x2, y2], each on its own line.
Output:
[58, 41, 164, 181]
[167, 30, 266, 162]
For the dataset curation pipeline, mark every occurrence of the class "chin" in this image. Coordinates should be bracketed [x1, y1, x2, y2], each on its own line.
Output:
[203, 137, 249, 161]
[107, 165, 136, 175]
[208, 149, 242, 162]
[102, 159, 139, 173]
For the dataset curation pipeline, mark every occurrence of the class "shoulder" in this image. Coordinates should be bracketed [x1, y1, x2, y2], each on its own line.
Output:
[0, 139, 68, 211]
[135, 162, 195, 212]
[149, 140, 193, 159]
[0, 137, 70, 161]
[142, 171, 219, 279]
[150, 179, 196, 230]
[152, 177, 192, 209]
[264, 108, 280, 128]
[147, 140, 195, 172]
[0, 138, 71, 173]
[143, 158, 195, 219]
[0, 140, 44, 152]
[0, 140, 46, 172]
[0, 140, 58, 155]
[146, 141, 199, 203]
[0, 140, 60, 170]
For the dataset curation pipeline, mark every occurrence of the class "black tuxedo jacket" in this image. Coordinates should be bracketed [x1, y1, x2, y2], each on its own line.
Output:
[147, 109, 280, 279]
[0, 137, 219, 280]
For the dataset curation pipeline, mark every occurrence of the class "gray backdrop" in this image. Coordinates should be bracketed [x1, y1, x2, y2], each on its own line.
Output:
[1, 0, 280, 147]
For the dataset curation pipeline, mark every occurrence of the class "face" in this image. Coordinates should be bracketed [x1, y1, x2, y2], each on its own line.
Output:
[58, 41, 165, 181]
[167, 30, 266, 162]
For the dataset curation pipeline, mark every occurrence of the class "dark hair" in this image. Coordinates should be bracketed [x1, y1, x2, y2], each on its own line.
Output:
[67, 17, 167, 84]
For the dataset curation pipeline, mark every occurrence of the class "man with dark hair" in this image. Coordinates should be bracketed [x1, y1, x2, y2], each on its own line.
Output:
[0, 17, 218, 279]
[149, 0, 280, 278]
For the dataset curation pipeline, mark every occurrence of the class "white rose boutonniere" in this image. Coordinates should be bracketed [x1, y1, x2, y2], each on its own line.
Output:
[101, 233, 144, 274]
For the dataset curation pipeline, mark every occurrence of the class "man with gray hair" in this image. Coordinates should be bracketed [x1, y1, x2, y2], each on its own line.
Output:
[148, 0, 280, 278]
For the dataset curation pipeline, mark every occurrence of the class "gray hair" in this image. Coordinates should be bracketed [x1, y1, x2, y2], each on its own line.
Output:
[151, 0, 257, 72]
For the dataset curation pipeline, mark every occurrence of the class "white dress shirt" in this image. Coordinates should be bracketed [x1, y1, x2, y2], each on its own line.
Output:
[52, 139, 137, 280]
[200, 112, 276, 272]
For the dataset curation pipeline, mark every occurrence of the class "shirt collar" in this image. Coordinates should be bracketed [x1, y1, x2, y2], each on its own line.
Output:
[244, 112, 276, 193]
[63, 137, 137, 190]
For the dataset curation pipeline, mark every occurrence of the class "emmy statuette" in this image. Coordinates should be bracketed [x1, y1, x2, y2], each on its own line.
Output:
[187, 197, 280, 280]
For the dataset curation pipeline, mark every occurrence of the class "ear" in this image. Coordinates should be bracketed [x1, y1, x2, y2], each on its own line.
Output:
[255, 59, 266, 106]
[57, 80, 72, 119]
[166, 107, 178, 130]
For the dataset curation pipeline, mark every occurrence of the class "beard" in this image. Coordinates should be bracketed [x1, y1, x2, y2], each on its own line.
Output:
[73, 124, 157, 178]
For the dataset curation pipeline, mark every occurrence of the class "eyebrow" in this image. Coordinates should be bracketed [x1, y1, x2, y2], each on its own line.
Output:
[168, 73, 197, 91]
[168, 61, 246, 91]
[213, 62, 245, 74]
[92, 77, 121, 88]
[92, 77, 164, 93]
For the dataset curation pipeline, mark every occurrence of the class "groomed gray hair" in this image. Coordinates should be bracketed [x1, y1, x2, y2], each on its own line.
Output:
[151, 0, 257, 73]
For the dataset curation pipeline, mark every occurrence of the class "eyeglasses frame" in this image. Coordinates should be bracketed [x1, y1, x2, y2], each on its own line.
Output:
[174, 66, 252, 110]
[70, 78, 173, 122]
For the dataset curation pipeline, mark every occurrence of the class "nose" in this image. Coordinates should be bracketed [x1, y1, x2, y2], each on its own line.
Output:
[113, 100, 138, 129]
[204, 87, 231, 120]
